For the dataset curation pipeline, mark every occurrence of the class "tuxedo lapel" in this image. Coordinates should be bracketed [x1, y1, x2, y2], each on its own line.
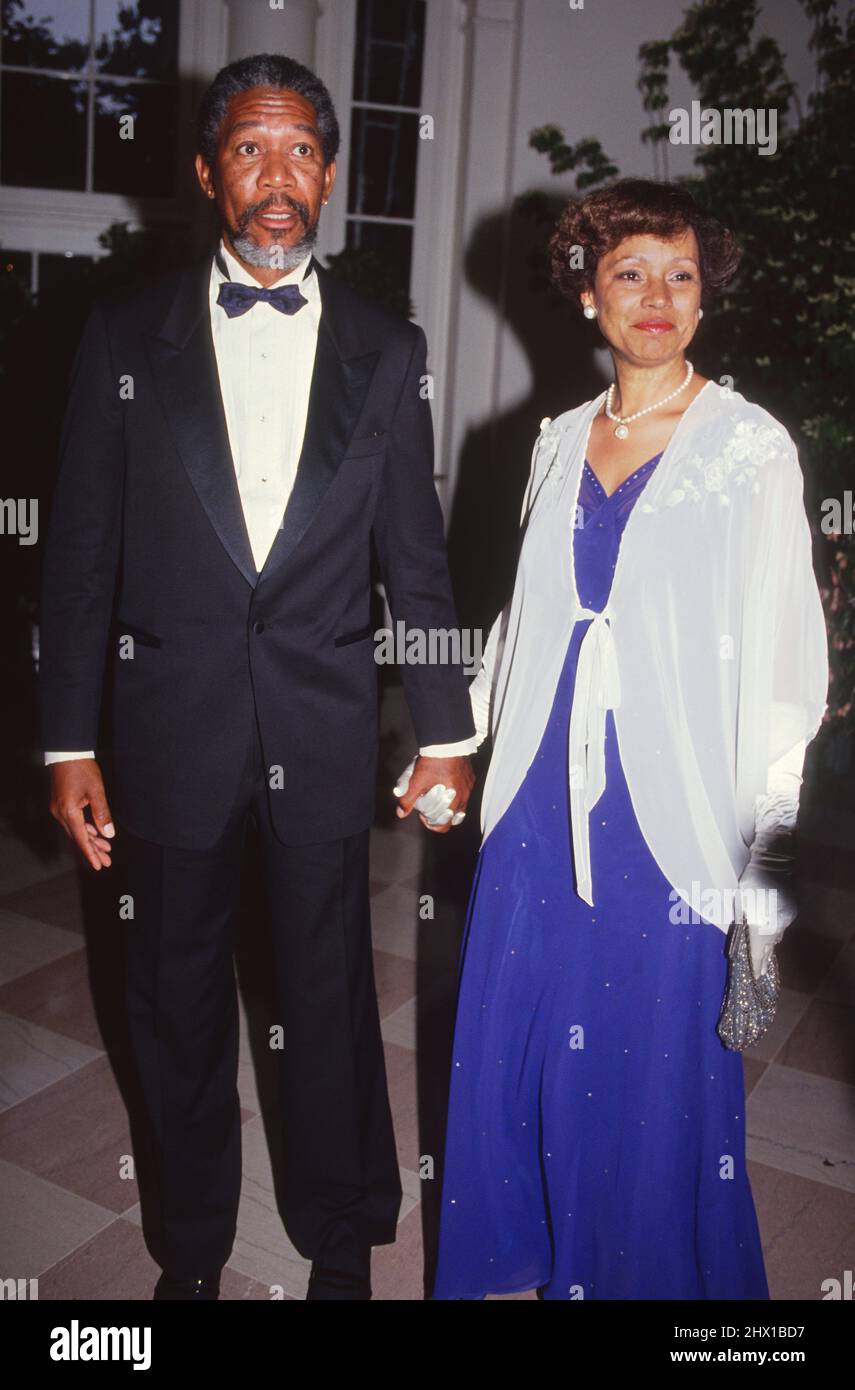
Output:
[144, 254, 379, 592]
[256, 260, 379, 586]
[144, 256, 259, 588]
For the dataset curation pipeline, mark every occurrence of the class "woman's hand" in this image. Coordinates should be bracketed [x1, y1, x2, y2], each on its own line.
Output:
[393, 755, 475, 833]
[738, 831, 798, 977]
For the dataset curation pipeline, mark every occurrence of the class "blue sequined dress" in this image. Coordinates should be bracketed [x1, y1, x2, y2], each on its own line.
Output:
[432, 453, 770, 1301]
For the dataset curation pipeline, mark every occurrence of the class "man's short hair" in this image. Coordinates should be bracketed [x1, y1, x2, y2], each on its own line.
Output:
[196, 53, 340, 166]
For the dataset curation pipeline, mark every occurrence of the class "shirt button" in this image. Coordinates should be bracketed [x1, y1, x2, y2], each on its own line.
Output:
[252, 619, 265, 634]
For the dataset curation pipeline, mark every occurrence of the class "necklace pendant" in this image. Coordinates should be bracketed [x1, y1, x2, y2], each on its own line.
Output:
[614, 424, 629, 440]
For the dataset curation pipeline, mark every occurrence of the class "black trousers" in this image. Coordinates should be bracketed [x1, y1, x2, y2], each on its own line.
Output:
[120, 710, 401, 1279]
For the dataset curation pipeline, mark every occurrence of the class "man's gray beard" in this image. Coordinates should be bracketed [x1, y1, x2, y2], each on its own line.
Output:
[229, 222, 319, 274]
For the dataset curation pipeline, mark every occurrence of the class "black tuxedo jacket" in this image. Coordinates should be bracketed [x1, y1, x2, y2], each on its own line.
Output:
[38, 252, 475, 848]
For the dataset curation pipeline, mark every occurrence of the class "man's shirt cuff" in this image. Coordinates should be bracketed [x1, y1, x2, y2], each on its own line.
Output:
[418, 736, 481, 758]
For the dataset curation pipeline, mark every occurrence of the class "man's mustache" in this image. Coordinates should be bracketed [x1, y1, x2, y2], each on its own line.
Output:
[236, 195, 311, 232]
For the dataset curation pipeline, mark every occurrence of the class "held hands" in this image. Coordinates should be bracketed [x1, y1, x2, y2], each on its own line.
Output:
[393, 755, 475, 833]
[48, 758, 116, 871]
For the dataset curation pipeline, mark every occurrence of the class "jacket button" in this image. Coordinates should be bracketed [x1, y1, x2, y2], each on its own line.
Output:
[252, 619, 265, 634]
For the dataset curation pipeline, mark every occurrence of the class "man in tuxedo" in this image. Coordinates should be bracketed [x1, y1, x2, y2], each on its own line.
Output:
[40, 53, 477, 1301]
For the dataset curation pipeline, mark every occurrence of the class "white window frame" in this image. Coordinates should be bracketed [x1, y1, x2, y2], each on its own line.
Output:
[0, 0, 228, 258]
[316, 0, 467, 509]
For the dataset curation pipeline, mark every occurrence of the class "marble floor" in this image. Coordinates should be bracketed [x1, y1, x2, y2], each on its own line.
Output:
[1, 687, 853, 1301]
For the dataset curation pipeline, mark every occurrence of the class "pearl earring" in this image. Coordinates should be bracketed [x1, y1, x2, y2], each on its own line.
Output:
[583, 304, 597, 320]
[698, 307, 704, 318]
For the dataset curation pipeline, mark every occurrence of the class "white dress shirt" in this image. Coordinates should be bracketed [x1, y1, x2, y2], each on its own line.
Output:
[45, 239, 475, 765]
[211, 239, 320, 572]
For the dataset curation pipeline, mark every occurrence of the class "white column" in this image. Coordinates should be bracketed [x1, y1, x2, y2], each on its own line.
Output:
[223, 0, 320, 65]
[442, 0, 522, 512]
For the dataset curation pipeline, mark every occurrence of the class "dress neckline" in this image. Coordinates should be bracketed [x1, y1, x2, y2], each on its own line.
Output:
[583, 451, 663, 501]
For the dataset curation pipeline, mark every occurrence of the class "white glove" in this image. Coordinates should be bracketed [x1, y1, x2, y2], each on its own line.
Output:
[739, 824, 796, 977]
[393, 757, 466, 827]
[738, 740, 805, 978]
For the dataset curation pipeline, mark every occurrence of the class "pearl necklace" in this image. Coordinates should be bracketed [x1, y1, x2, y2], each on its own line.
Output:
[605, 360, 694, 439]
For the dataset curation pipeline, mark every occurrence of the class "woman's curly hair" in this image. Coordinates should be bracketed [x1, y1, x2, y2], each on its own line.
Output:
[549, 178, 741, 308]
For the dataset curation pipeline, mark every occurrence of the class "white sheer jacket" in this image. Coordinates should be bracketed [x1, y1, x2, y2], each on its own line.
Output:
[468, 381, 829, 932]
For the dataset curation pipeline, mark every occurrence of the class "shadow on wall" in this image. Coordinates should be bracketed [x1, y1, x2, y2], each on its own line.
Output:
[445, 198, 605, 638]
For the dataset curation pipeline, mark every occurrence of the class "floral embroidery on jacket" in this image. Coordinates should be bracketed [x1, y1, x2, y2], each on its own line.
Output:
[538, 417, 565, 478]
[525, 417, 566, 513]
[640, 420, 787, 513]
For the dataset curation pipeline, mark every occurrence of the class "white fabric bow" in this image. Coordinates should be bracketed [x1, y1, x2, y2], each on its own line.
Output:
[567, 608, 621, 906]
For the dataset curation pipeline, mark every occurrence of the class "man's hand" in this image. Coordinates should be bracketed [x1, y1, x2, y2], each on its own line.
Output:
[49, 758, 116, 870]
[393, 755, 475, 834]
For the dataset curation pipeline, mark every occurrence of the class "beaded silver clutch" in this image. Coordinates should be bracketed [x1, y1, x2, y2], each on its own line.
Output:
[716, 914, 780, 1052]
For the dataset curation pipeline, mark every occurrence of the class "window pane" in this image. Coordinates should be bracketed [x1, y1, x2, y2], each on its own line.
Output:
[0, 0, 90, 71]
[353, 0, 425, 107]
[348, 108, 418, 219]
[93, 79, 178, 195]
[94, 0, 179, 79]
[346, 220, 412, 300]
[38, 251, 94, 297]
[1, 72, 87, 187]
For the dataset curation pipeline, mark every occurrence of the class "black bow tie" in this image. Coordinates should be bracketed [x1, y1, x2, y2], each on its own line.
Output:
[214, 244, 311, 318]
[216, 280, 308, 318]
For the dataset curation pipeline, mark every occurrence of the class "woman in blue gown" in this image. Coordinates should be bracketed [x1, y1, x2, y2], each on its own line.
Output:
[425, 177, 828, 1302]
[432, 452, 769, 1300]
